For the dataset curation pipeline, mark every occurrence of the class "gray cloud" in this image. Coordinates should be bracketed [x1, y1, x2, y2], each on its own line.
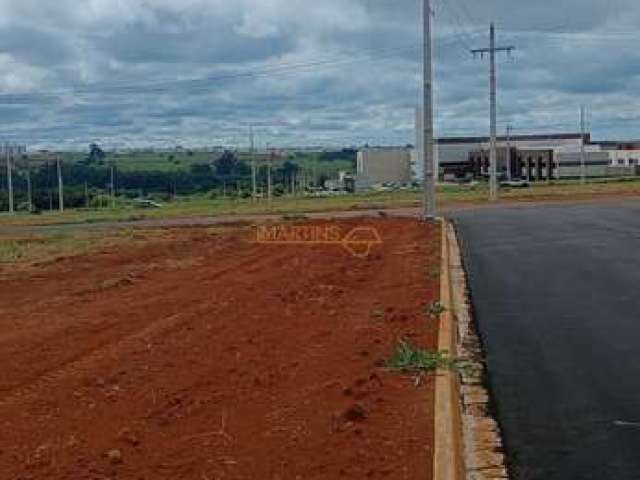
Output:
[0, 0, 638, 149]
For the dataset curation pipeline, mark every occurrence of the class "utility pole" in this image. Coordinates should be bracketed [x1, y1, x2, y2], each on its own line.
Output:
[26, 156, 33, 213]
[422, 0, 436, 219]
[46, 159, 53, 211]
[56, 156, 64, 212]
[5, 144, 14, 214]
[250, 126, 257, 201]
[472, 23, 515, 201]
[580, 105, 587, 184]
[506, 124, 512, 181]
[267, 153, 273, 203]
[110, 164, 116, 208]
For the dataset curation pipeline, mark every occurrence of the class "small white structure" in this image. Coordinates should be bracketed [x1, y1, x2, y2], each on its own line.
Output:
[356, 148, 413, 189]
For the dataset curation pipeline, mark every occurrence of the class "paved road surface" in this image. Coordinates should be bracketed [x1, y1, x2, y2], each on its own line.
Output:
[450, 201, 640, 480]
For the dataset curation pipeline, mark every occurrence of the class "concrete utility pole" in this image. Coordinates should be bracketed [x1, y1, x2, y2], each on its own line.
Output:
[46, 159, 53, 211]
[422, 0, 436, 219]
[250, 126, 257, 201]
[56, 156, 64, 212]
[472, 23, 515, 201]
[110, 164, 116, 208]
[265, 142, 272, 202]
[267, 161, 272, 202]
[5, 144, 14, 214]
[506, 124, 512, 180]
[580, 105, 587, 184]
[26, 158, 32, 213]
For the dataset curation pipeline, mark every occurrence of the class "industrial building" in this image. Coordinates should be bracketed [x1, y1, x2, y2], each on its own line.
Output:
[438, 133, 590, 178]
[357, 131, 639, 190]
[356, 147, 413, 189]
[555, 151, 610, 178]
[608, 150, 640, 168]
[468, 146, 640, 181]
[432, 132, 640, 182]
[469, 147, 556, 181]
[409, 101, 640, 183]
[410, 130, 593, 180]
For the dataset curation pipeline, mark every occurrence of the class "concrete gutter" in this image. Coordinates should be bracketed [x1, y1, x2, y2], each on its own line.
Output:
[433, 220, 466, 480]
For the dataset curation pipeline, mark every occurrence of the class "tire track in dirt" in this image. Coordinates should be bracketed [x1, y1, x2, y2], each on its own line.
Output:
[0, 238, 259, 335]
[0, 233, 256, 318]
[0, 247, 287, 410]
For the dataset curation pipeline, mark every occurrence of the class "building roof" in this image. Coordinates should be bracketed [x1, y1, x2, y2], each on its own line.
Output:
[590, 140, 640, 149]
[436, 133, 588, 145]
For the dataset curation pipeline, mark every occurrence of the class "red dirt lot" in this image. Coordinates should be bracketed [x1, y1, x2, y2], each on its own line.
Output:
[0, 218, 441, 480]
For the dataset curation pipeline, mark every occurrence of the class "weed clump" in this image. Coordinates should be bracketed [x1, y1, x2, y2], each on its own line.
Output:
[386, 340, 461, 373]
[426, 301, 446, 318]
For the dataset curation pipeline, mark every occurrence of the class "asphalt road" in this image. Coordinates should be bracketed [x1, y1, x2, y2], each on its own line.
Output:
[450, 201, 640, 480]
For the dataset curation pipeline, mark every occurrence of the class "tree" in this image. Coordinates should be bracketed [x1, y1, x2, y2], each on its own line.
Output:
[85, 143, 106, 164]
[190, 163, 212, 176]
[214, 150, 248, 176]
[281, 160, 299, 193]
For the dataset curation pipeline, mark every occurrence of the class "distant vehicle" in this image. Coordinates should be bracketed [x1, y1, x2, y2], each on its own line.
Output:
[309, 190, 347, 197]
[133, 199, 163, 209]
[500, 179, 530, 188]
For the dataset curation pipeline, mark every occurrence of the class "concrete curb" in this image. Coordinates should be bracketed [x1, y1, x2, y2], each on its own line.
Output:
[445, 221, 509, 480]
[433, 220, 466, 480]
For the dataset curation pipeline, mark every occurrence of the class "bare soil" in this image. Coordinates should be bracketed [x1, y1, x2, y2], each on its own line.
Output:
[0, 218, 440, 480]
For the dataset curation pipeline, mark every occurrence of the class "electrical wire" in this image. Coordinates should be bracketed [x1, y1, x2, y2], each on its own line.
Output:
[0, 36, 479, 105]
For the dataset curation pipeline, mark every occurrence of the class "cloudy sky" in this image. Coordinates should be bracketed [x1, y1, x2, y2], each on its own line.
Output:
[0, 0, 639, 150]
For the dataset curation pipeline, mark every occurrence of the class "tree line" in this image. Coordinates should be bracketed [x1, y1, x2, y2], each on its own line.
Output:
[0, 147, 356, 212]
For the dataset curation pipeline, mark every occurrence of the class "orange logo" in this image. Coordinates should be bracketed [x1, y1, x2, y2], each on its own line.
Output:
[255, 225, 382, 258]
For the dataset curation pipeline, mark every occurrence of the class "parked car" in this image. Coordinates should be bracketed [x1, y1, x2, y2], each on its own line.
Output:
[500, 179, 530, 188]
[133, 199, 163, 209]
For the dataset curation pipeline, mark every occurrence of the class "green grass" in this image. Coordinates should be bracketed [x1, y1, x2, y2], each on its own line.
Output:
[0, 224, 237, 267]
[1, 177, 639, 229]
[426, 301, 446, 318]
[427, 267, 441, 280]
[386, 340, 460, 373]
[0, 229, 155, 265]
[25, 150, 214, 173]
[24, 150, 354, 176]
[0, 190, 422, 227]
[0, 234, 90, 264]
[0, 240, 23, 262]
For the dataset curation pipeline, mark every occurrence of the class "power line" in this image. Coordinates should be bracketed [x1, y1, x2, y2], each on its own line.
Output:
[439, 4, 474, 49]
[441, 0, 483, 48]
[0, 48, 420, 103]
[0, 32, 493, 106]
[451, 0, 483, 27]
